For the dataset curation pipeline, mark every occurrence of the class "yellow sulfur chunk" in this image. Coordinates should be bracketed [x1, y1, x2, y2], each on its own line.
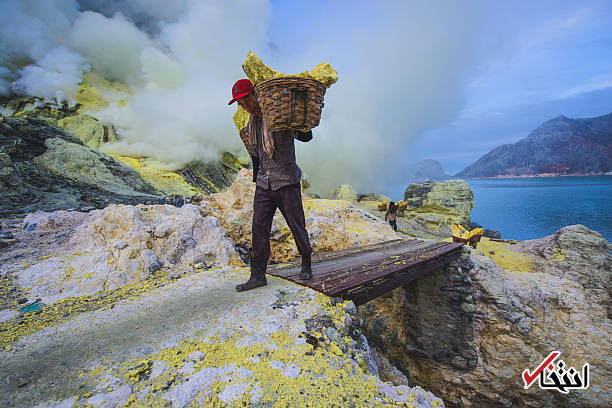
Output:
[242, 51, 284, 85]
[241, 51, 338, 88]
[232, 106, 250, 132]
[309, 63, 338, 87]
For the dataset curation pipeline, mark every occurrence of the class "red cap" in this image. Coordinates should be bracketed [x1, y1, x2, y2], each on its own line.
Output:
[228, 79, 254, 105]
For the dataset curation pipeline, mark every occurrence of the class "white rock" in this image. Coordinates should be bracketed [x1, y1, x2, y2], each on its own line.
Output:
[164, 367, 230, 408]
[33, 396, 77, 408]
[282, 364, 301, 379]
[0, 309, 20, 323]
[178, 361, 196, 374]
[87, 384, 132, 408]
[150, 361, 167, 379]
[219, 380, 250, 403]
[15, 203, 242, 304]
[269, 360, 284, 370]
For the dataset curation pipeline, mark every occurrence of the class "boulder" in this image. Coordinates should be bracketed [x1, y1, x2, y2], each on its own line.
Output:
[360, 225, 612, 407]
[33, 137, 155, 197]
[403, 180, 474, 226]
[356, 193, 392, 203]
[57, 114, 117, 149]
[328, 184, 358, 201]
[15, 204, 242, 304]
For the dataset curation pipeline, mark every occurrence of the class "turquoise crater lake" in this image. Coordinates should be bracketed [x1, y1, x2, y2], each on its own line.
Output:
[465, 176, 612, 243]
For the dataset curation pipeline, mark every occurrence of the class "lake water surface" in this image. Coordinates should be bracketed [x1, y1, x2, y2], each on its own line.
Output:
[465, 176, 612, 243]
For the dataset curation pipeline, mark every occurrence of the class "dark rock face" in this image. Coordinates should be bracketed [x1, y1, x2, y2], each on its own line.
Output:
[0, 117, 162, 217]
[360, 249, 478, 373]
[457, 112, 612, 178]
[177, 152, 244, 195]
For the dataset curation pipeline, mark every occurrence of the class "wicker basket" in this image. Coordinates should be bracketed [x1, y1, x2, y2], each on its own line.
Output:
[239, 127, 249, 149]
[254, 76, 326, 132]
[377, 203, 387, 211]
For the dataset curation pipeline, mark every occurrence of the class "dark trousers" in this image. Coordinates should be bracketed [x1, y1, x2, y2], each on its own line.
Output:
[389, 220, 397, 231]
[252, 182, 312, 267]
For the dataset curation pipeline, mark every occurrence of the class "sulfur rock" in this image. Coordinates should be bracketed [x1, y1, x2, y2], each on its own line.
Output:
[241, 51, 338, 88]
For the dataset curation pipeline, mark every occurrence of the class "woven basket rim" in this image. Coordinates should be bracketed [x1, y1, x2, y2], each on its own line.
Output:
[255, 76, 325, 88]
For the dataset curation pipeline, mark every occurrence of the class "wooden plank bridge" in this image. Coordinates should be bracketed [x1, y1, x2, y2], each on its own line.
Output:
[268, 239, 464, 306]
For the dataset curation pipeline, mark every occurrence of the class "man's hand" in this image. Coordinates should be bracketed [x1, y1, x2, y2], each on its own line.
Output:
[294, 130, 313, 142]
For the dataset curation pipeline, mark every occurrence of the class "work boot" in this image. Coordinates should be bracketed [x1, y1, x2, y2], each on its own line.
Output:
[299, 253, 312, 280]
[236, 260, 267, 292]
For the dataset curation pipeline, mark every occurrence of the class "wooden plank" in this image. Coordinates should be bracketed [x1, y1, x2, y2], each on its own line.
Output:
[312, 242, 456, 292]
[308, 241, 450, 289]
[267, 239, 409, 274]
[273, 239, 438, 282]
[339, 249, 462, 306]
[268, 239, 426, 279]
[324, 242, 462, 294]
[265, 238, 464, 305]
[323, 242, 462, 295]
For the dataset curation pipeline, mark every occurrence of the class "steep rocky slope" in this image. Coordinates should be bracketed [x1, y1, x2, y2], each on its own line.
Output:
[457, 112, 612, 178]
[0, 116, 162, 217]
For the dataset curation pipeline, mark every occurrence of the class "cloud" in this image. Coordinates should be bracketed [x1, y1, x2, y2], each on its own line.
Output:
[558, 76, 612, 99]
[518, 7, 593, 48]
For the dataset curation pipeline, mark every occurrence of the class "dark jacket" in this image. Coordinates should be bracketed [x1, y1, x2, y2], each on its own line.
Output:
[248, 116, 312, 188]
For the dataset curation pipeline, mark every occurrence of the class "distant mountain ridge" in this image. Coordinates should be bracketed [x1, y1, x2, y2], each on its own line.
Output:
[457, 112, 612, 178]
[404, 159, 451, 182]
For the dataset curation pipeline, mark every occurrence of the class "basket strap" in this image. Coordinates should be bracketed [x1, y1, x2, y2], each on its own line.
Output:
[290, 87, 309, 127]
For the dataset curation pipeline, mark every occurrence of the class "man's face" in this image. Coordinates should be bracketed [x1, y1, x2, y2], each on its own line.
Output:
[236, 92, 260, 115]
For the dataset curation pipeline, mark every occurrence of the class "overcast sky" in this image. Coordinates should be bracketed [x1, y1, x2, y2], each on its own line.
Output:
[1, 0, 610, 197]
[265, 0, 612, 196]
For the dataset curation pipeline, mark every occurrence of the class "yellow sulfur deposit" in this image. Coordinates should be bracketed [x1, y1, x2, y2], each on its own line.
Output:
[76, 72, 131, 113]
[108, 154, 200, 196]
[241, 51, 338, 88]
[232, 106, 250, 132]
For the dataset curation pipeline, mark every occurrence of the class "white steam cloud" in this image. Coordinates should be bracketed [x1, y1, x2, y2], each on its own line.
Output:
[0, 0, 501, 196]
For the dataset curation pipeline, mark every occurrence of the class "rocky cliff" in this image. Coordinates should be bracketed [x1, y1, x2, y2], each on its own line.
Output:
[0, 96, 247, 216]
[360, 225, 612, 408]
[0, 116, 162, 217]
[457, 112, 612, 178]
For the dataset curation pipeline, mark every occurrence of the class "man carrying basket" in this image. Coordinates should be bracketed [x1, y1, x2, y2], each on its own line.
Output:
[228, 79, 314, 292]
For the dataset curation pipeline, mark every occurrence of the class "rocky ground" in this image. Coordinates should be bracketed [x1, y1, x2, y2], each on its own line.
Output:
[1, 167, 610, 408]
[1, 170, 441, 408]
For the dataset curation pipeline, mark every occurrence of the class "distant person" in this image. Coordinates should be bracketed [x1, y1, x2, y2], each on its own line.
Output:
[385, 201, 397, 231]
[228, 79, 314, 292]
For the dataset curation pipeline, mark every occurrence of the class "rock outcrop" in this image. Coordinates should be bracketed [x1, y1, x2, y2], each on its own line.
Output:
[393, 180, 475, 238]
[457, 112, 612, 178]
[0, 172, 444, 407]
[0, 116, 162, 217]
[10, 204, 242, 304]
[360, 225, 611, 407]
